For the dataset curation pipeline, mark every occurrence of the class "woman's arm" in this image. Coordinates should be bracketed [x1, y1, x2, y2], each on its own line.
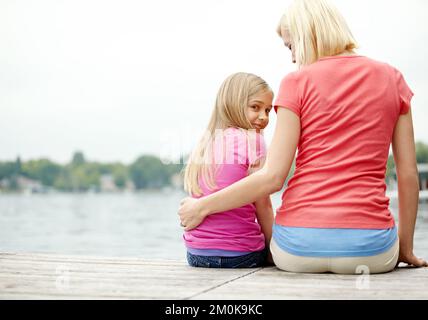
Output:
[179, 107, 300, 231]
[392, 109, 428, 267]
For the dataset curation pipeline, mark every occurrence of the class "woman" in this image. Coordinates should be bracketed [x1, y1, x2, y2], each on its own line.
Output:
[178, 0, 427, 274]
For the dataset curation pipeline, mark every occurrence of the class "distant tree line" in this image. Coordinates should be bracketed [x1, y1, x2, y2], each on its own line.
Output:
[0, 151, 184, 192]
[1, 142, 428, 192]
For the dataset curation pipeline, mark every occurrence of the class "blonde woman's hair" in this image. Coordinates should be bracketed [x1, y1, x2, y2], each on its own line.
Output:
[183, 72, 272, 196]
[276, 0, 358, 67]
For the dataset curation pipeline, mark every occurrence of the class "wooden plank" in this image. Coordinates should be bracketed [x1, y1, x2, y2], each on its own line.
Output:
[0, 252, 256, 299]
[194, 266, 428, 300]
[1, 252, 427, 300]
[0, 252, 185, 265]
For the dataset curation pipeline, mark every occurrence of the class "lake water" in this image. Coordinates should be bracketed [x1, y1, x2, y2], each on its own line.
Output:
[0, 190, 427, 261]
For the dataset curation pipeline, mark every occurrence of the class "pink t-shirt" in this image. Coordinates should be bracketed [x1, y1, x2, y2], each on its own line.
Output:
[184, 127, 267, 252]
[274, 55, 413, 229]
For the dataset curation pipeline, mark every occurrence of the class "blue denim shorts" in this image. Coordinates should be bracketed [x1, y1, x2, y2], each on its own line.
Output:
[186, 248, 268, 268]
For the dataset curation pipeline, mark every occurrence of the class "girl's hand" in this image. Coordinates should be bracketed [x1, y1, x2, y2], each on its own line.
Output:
[178, 197, 206, 231]
[397, 249, 428, 268]
[266, 252, 275, 266]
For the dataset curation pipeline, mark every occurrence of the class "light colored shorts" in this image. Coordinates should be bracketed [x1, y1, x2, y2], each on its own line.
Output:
[270, 237, 399, 274]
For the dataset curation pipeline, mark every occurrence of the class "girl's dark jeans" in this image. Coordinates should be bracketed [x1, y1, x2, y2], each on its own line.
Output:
[186, 248, 268, 268]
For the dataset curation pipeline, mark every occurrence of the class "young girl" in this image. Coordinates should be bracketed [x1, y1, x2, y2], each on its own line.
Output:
[182, 72, 274, 268]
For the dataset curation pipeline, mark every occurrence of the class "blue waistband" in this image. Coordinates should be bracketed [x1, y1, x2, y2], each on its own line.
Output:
[272, 223, 398, 257]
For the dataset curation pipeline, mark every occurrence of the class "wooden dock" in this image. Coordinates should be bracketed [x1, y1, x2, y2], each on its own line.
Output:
[1, 252, 427, 300]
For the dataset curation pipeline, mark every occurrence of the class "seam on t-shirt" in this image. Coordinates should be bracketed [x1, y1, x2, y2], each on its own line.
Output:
[275, 101, 300, 117]
[275, 219, 395, 229]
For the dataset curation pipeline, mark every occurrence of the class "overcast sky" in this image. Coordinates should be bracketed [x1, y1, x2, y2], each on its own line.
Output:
[1, 0, 427, 164]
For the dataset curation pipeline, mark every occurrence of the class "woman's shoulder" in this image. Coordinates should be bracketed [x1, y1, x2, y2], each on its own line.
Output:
[300, 55, 402, 78]
[358, 56, 398, 71]
[356, 56, 408, 82]
[280, 70, 301, 82]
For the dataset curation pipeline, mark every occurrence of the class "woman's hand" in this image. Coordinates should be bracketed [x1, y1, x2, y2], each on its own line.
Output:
[397, 248, 428, 268]
[178, 197, 207, 231]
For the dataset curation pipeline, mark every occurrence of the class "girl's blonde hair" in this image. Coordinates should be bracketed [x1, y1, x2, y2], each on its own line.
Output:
[277, 0, 358, 67]
[183, 72, 272, 196]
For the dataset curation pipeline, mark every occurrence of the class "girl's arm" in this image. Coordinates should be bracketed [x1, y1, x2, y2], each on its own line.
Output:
[249, 160, 275, 264]
[392, 109, 428, 267]
[179, 107, 300, 230]
[254, 196, 274, 264]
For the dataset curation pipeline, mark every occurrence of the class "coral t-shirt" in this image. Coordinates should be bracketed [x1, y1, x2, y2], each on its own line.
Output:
[274, 55, 413, 229]
[184, 127, 267, 252]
